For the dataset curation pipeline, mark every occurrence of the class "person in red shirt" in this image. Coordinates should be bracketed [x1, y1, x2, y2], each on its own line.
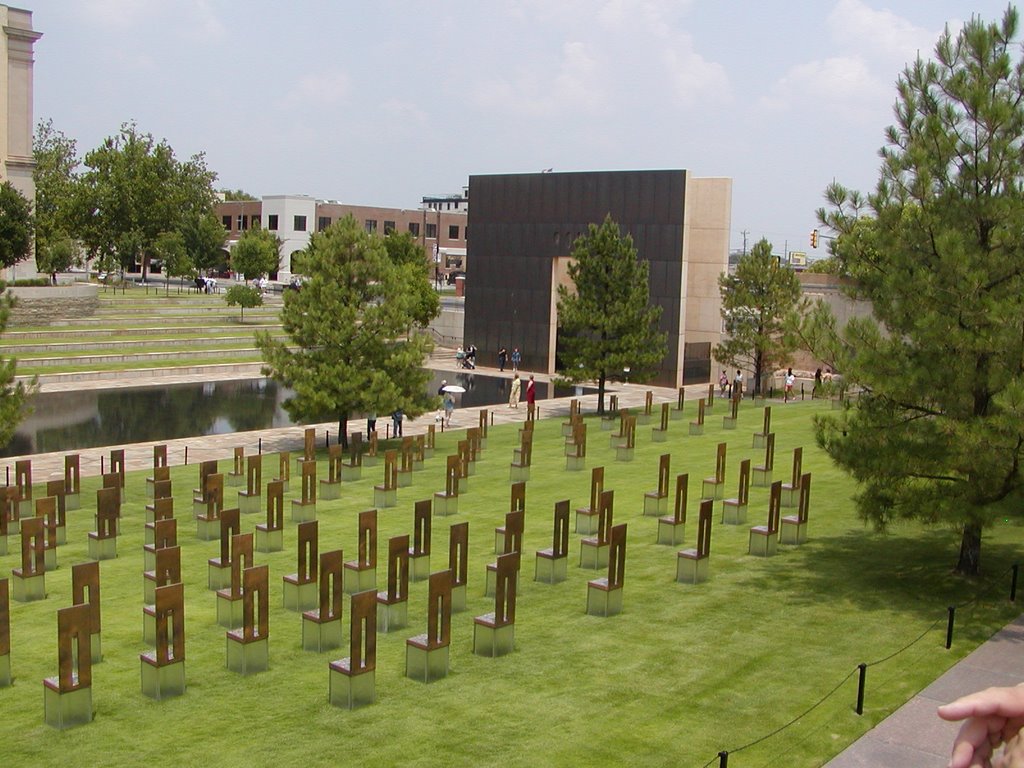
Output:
[526, 375, 536, 406]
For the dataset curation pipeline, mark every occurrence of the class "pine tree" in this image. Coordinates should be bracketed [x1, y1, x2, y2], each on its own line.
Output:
[256, 216, 434, 449]
[812, 8, 1024, 575]
[714, 238, 803, 395]
[556, 215, 667, 413]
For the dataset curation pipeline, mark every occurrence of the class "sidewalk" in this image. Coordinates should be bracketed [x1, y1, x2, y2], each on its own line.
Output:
[825, 615, 1024, 767]
[5, 353, 707, 481]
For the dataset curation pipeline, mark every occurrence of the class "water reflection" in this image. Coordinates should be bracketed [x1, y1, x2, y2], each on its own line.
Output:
[1, 371, 593, 457]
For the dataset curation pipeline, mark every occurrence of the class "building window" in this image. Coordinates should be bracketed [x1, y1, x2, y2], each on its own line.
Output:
[448, 225, 459, 240]
[425, 223, 437, 239]
[464, 226, 468, 242]
[294, 215, 307, 232]
[222, 215, 232, 230]
[252, 216, 260, 229]
[237, 215, 248, 231]
[365, 219, 377, 234]
[267, 214, 278, 231]
[318, 216, 331, 232]
[384, 220, 395, 234]
[408, 222, 420, 236]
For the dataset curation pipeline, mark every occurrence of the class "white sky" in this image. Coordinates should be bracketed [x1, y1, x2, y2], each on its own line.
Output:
[23, 0, 1014, 255]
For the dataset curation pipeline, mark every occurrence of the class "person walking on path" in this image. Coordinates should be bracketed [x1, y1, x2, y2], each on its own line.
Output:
[443, 392, 455, 427]
[733, 369, 743, 399]
[718, 370, 729, 397]
[391, 409, 403, 437]
[367, 412, 377, 434]
[511, 348, 521, 372]
[498, 347, 508, 371]
[509, 374, 521, 408]
[784, 368, 795, 403]
[526, 375, 536, 407]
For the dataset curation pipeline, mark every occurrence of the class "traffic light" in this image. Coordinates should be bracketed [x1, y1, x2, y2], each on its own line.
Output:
[810, 229, 819, 248]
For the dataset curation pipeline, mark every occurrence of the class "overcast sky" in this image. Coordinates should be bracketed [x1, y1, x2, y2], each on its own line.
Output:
[24, 0, 1014, 256]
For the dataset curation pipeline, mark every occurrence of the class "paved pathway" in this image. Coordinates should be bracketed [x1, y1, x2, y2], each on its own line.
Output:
[825, 614, 1024, 767]
[13, 354, 1021, 767]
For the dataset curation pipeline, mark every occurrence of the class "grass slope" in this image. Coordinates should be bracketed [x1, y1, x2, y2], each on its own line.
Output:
[1, 399, 1020, 767]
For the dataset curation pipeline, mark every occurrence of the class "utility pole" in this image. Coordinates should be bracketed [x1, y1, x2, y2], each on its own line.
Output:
[741, 229, 749, 256]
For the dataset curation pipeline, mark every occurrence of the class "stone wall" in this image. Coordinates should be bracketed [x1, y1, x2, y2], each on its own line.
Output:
[7, 284, 99, 326]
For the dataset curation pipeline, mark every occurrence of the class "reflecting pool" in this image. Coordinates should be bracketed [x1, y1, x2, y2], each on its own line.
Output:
[1, 370, 592, 457]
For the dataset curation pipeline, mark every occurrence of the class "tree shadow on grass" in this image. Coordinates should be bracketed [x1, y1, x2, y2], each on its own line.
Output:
[745, 527, 1023, 625]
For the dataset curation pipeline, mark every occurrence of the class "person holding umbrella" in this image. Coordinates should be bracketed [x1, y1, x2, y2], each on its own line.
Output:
[440, 383, 466, 427]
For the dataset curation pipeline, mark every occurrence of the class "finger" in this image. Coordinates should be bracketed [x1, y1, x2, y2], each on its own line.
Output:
[941, 687, 1024, 722]
[950, 719, 1000, 768]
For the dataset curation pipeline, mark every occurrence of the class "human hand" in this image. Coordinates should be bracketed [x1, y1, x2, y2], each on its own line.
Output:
[938, 685, 1024, 768]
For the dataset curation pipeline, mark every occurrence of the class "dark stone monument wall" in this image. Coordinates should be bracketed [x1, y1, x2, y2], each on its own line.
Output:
[465, 170, 688, 386]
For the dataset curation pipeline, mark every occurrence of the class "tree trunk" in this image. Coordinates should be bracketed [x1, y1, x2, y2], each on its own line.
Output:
[597, 373, 606, 415]
[338, 413, 349, 451]
[955, 522, 982, 576]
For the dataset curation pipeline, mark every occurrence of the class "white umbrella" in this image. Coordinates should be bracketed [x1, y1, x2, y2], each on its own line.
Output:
[442, 385, 467, 393]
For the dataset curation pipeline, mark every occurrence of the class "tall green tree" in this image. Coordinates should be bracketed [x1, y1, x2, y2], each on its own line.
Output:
[153, 230, 191, 294]
[713, 238, 803, 395]
[810, 8, 1024, 575]
[384, 230, 440, 328]
[230, 227, 280, 282]
[71, 122, 217, 281]
[0, 182, 34, 269]
[256, 215, 435, 449]
[224, 284, 262, 322]
[555, 215, 667, 413]
[180, 212, 227, 274]
[33, 119, 79, 276]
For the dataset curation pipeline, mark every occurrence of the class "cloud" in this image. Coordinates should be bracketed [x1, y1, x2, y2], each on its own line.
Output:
[283, 71, 351, 109]
[381, 99, 429, 126]
[475, 0, 725, 115]
[828, 0, 938, 63]
[475, 41, 606, 117]
[760, 0, 942, 118]
[69, 0, 225, 42]
[759, 56, 883, 118]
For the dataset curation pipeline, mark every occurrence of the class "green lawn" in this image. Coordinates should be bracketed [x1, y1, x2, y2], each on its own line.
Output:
[1, 399, 1019, 767]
